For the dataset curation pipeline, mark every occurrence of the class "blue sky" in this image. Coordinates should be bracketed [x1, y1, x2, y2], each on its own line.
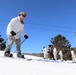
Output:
[0, 0, 76, 53]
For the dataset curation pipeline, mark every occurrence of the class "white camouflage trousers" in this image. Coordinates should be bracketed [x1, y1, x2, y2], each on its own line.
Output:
[5, 35, 21, 53]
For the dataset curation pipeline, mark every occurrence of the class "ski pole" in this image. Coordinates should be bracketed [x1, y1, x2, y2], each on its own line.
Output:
[3, 37, 11, 44]
[13, 39, 26, 53]
[4, 37, 10, 42]
[20, 39, 26, 45]
[4, 31, 20, 43]
[4, 35, 13, 43]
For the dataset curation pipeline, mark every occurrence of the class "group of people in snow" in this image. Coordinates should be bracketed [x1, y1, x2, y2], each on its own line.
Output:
[3, 11, 76, 63]
[42, 45, 76, 63]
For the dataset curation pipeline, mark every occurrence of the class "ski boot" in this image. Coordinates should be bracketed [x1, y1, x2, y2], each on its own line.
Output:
[17, 53, 25, 59]
[4, 51, 13, 57]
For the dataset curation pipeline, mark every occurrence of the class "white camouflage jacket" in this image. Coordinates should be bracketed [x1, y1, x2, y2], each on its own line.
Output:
[7, 16, 25, 39]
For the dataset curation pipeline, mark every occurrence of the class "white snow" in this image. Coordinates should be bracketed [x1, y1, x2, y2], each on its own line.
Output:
[0, 51, 76, 75]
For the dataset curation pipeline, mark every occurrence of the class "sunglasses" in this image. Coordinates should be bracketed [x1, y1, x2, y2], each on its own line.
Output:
[22, 15, 25, 17]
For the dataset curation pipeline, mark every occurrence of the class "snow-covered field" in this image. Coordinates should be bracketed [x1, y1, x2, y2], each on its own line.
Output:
[0, 51, 76, 75]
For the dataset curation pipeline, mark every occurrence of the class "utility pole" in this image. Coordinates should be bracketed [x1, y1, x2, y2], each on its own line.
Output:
[0, 32, 1, 37]
[74, 32, 76, 45]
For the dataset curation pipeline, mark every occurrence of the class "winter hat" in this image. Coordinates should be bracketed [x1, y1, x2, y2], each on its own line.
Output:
[19, 12, 26, 17]
[43, 46, 45, 48]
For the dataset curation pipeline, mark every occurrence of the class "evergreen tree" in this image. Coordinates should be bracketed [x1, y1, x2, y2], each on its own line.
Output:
[50, 34, 71, 51]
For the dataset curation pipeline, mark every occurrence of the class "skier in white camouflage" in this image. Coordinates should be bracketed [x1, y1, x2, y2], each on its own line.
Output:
[42, 46, 48, 59]
[70, 48, 76, 63]
[53, 46, 58, 60]
[59, 50, 63, 61]
[4, 12, 28, 58]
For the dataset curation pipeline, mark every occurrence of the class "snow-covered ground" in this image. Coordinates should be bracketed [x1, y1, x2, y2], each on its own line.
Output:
[0, 51, 76, 75]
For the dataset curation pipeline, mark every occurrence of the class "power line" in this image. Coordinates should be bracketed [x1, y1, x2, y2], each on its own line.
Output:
[25, 23, 76, 34]
[26, 26, 74, 33]
[26, 23, 76, 29]
[0, 19, 75, 29]
[0, 19, 76, 33]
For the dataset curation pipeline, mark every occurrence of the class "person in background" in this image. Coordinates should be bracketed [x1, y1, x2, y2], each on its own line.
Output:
[53, 46, 58, 60]
[42, 46, 48, 59]
[59, 50, 63, 61]
[48, 45, 54, 60]
[4, 12, 28, 58]
[70, 48, 76, 63]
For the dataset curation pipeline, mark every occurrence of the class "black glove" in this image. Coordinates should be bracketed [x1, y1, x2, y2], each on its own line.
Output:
[24, 35, 28, 39]
[10, 31, 16, 36]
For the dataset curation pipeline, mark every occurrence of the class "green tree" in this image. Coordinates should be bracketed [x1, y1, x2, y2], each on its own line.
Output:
[50, 34, 71, 51]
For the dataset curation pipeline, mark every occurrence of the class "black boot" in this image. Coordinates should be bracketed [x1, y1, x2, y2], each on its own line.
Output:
[17, 53, 25, 59]
[4, 51, 13, 57]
